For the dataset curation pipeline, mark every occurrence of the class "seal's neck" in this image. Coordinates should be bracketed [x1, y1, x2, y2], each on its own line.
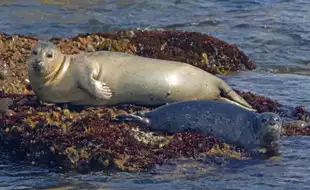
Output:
[237, 114, 260, 150]
[44, 55, 70, 86]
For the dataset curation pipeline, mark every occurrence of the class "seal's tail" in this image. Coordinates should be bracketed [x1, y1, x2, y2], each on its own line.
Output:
[218, 80, 256, 111]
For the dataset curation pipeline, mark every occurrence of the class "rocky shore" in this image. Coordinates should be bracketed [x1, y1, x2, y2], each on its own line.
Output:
[0, 29, 309, 173]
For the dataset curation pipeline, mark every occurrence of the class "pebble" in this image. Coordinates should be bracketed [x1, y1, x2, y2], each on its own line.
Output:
[5, 109, 16, 117]
[86, 44, 95, 52]
[118, 30, 136, 39]
[0, 63, 9, 80]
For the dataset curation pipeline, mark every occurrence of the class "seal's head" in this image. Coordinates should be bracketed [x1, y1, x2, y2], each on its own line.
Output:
[255, 112, 283, 151]
[27, 41, 64, 79]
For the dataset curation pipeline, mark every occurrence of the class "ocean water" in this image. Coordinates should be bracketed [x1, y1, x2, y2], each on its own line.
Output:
[1, 0, 310, 189]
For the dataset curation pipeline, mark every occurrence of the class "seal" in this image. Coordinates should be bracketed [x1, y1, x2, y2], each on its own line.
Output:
[115, 100, 283, 152]
[27, 41, 254, 110]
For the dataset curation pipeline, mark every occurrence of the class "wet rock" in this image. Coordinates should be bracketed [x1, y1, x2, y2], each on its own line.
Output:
[0, 92, 250, 173]
[234, 90, 280, 113]
[0, 29, 305, 173]
[117, 30, 136, 39]
[283, 120, 308, 129]
[292, 105, 310, 122]
[129, 30, 256, 74]
[52, 30, 256, 75]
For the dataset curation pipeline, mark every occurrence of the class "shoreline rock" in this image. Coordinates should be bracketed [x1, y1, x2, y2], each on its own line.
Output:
[0, 29, 309, 173]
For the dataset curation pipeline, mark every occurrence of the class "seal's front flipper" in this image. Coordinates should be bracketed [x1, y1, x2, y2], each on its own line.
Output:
[218, 80, 255, 111]
[90, 79, 113, 100]
[115, 114, 150, 126]
[78, 69, 113, 100]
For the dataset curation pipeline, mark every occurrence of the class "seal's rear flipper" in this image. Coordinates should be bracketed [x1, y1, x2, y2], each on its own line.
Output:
[115, 114, 150, 126]
[218, 80, 256, 111]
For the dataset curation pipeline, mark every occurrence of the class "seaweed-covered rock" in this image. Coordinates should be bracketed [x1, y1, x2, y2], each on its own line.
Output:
[0, 93, 250, 172]
[51, 30, 256, 75]
[0, 29, 308, 173]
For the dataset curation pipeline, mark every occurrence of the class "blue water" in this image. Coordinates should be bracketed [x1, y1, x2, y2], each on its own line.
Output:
[1, 0, 310, 189]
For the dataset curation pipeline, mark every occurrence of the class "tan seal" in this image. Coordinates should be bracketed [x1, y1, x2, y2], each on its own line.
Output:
[27, 41, 254, 110]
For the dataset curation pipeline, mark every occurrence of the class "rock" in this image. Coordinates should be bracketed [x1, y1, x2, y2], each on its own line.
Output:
[2, 29, 305, 174]
[284, 120, 309, 129]
[0, 63, 9, 80]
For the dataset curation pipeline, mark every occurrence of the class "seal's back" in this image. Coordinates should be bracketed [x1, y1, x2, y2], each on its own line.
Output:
[144, 100, 257, 143]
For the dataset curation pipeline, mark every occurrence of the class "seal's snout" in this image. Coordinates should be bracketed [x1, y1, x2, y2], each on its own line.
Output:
[260, 126, 281, 151]
[270, 120, 276, 126]
[270, 116, 280, 126]
[264, 121, 282, 137]
[33, 59, 43, 71]
[265, 129, 281, 139]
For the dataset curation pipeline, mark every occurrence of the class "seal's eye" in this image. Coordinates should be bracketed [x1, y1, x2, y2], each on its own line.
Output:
[32, 51, 38, 55]
[274, 117, 280, 122]
[46, 52, 53, 58]
[261, 117, 268, 123]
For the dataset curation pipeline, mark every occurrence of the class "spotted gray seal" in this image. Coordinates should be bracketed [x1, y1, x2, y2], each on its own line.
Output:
[27, 41, 254, 110]
[115, 100, 283, 152]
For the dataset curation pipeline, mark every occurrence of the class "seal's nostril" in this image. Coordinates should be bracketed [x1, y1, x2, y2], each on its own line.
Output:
[270, 121, 276, 126]
[33, 60, 42, 70]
